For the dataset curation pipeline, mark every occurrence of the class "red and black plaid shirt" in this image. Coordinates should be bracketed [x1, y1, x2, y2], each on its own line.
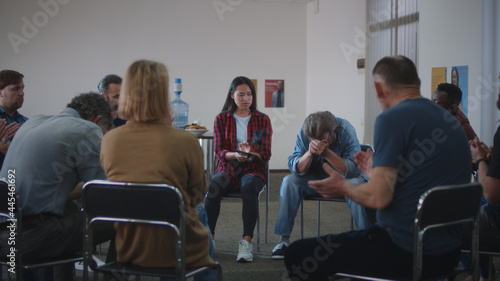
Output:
[213, 110, 272, 189]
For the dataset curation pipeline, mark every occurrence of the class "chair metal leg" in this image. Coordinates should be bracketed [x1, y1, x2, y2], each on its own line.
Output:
[257, 206, 260, 252]
[300, 199, 304, 239]
[489, 257, 494, 281]
[265, 184, 269, 244]
[317, 201, 321, 236]
[257, 189, 262, 252]
[216, 263, 223, 281]
[350, 214, 354, 231]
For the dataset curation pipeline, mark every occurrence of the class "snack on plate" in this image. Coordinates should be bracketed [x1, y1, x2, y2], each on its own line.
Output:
[185, 124, 207, 130]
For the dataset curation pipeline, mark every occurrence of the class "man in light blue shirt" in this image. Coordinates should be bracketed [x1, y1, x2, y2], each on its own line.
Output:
[0, 92, 114, 281]
[272, 111, 370, 259]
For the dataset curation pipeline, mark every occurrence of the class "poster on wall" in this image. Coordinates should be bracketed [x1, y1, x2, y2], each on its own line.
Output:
[451, 65, 469, 116]
[431, 67, 447, 95]
[265, 79, 284, 108]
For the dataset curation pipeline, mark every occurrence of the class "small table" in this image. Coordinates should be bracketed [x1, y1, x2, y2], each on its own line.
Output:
[197, 132, 215, 183]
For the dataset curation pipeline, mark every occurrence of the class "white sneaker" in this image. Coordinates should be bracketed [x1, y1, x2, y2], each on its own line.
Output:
[74, 256, 105, 271]
[236, 240, 253, 262]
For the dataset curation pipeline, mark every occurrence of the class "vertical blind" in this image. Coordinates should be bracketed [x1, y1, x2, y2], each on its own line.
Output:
[364, 0, 419, 144]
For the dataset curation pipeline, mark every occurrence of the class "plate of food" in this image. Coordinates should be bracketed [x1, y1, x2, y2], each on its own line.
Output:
[185, 124, 208, 136]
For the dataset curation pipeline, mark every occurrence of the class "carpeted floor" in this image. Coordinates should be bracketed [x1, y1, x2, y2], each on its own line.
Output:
[79, 170, 357, 281]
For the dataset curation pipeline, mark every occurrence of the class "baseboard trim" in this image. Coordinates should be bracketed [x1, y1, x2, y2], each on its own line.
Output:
[269, 169, 290, 173]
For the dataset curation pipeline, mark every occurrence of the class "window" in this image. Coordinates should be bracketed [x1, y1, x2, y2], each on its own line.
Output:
[364, 0, 419, 144]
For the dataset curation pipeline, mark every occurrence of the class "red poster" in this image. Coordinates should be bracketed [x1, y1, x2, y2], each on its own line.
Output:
[265, 79, 285, 108]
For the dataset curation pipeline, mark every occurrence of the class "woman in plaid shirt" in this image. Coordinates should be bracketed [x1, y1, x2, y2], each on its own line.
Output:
[205, 76, 272, 263]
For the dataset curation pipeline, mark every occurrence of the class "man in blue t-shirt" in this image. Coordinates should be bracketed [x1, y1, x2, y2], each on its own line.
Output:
[284, 56, 471, 280]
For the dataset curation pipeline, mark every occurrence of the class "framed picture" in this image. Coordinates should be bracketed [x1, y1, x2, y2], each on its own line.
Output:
[265, 79, 284, 108]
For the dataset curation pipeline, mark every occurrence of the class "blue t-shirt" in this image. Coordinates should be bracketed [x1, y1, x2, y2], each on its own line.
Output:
[373, 98, 471, 255]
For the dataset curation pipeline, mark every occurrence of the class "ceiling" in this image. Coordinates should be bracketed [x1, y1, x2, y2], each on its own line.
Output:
[240, 0, 314, 2]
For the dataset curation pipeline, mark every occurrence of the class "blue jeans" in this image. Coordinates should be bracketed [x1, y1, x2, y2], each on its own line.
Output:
[285, 225, 460, 280]
[160, 203, 217, 281]
[274, 171, 371, 237]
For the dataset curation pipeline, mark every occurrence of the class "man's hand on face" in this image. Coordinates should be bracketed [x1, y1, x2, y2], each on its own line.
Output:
[309, 139, 329, 156]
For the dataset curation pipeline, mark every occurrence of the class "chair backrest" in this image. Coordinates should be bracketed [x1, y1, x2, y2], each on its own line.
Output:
[82, 180, 187, 276]
[413, 182, 483, 280]
[416, 183, 482, 229]
[83, 180, 184, 222]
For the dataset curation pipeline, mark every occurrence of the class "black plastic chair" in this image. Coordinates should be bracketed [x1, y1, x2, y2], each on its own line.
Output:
[334, 182, 483, 281]
[0, 179, 83, 281]
[82, 180, 222, 281]
[459, 250, 500, 281]
[462, 173, 499, 281]
[299, 144, 374, 238]
[476, 251, 500, 281]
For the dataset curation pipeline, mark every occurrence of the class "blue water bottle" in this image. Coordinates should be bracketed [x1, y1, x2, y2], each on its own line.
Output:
[171, 78, 189, 129]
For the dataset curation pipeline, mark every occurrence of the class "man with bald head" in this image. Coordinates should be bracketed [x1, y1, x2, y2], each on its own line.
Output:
[284, 56, 472, 280]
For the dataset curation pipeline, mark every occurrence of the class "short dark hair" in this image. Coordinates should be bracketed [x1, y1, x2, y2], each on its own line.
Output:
[222, 76, 257, 113]
[67, 92, 113, 130]
[437, 83, 462, 106]
[372, 56, 420, 90]
[0, 70, 24, 90]
[97, 74, 122, 94]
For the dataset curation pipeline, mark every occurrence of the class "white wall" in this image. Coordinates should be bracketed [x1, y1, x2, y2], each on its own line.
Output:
[480, 0, 500, 145]
[306, 0, 367, 143]
[419, 0, 483, 137]
[0, 0, 307, 169]
[1, 0, 494, 169]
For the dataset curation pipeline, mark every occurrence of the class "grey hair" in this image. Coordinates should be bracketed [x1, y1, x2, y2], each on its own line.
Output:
[302, 111, 338, 139]
[67, 92, 113, 130]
